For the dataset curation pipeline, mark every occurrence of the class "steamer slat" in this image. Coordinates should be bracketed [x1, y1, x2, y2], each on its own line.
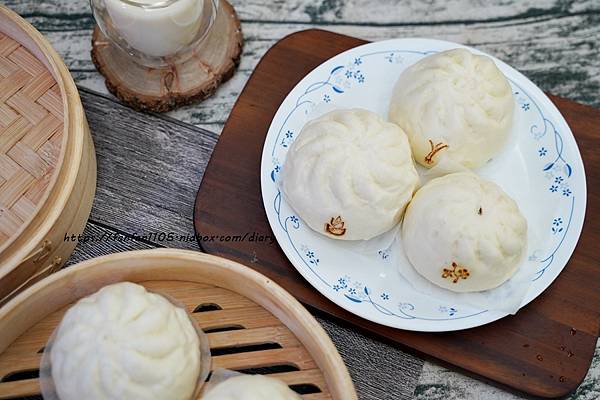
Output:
[212, 347, 317, 370]
[208, 326, 302, 349]
[0, 379, 39, 399]
[270, 369, 328, 387]
[193, 306, 281, 329]
[302, 393, 333, 400]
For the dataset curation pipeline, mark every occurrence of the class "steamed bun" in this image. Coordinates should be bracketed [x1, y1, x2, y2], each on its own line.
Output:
[402, 173, 527, 292]
[50, 282, 201, 400]
[282, 109, 419, 240]
[203, 374, 301, 400]
[389, 48, 514, 169]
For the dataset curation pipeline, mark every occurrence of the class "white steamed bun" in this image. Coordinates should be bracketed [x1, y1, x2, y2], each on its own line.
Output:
[402, 173, 527, 292]
[50, 282, 201, 400]
[282, 109, 419, 240]
[389, 48, 514, 169]
[203, 374, 301, 400]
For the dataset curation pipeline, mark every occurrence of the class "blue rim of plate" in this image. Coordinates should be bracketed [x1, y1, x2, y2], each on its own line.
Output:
[260, 38, 587, 332]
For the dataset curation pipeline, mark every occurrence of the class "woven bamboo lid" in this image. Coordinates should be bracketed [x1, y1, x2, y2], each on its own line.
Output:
[0, 6, 96, 303]
[0, 31, 64, 247]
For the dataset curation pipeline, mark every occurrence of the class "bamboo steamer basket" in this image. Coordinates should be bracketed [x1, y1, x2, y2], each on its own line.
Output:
[0, 6, 96, 303]
[0, 249, 357, 399]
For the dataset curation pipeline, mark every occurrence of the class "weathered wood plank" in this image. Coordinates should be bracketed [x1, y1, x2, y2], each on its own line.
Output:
[5, 0, 600, 25]
[22, 15, 598, 135]
[317, 316, 423, 400]
[80, 88, 219, 251]
[3, 1, 599, 132]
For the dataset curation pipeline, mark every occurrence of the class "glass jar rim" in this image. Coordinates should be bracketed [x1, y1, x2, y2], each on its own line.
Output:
[118, 0, 184, 9]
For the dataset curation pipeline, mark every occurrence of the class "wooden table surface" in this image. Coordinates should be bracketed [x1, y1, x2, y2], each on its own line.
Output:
[3, 1, 598, 399]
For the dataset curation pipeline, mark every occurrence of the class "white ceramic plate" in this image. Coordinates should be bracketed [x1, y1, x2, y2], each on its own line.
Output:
[260, 38, 586, 332]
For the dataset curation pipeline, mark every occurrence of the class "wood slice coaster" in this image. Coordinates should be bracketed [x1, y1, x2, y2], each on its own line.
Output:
[91, 0, 243, 113]
[0, 32, 63, 247]
[0, 250, 357, 399]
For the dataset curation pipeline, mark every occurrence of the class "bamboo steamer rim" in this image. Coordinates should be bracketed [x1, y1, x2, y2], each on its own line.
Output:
[0, 249, 358, 399]
[0, 6, 85, 266]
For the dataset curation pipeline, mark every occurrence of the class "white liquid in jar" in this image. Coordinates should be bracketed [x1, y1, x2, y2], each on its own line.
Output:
[105, 0, 204, 58]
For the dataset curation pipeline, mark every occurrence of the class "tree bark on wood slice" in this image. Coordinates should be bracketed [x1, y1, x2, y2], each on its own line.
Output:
[91, 0, 243, 113]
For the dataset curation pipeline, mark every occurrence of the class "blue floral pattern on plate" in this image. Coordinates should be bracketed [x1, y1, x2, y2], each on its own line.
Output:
[261, 39, 586, 331]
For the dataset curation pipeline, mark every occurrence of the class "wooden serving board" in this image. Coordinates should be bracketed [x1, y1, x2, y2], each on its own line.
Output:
[194, 29, 600, 398]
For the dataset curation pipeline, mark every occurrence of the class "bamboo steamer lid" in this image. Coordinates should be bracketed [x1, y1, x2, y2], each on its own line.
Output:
[0, 6, 96, 303]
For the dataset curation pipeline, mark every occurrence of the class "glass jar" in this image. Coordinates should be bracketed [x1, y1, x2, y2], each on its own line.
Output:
[90, 0, 218, 68]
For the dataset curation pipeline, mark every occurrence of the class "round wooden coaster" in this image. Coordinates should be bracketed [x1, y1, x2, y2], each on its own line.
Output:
[91, 0, 243, 113]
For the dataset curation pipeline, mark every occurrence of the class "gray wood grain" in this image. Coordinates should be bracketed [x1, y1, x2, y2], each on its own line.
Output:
[6, 0, 599, 24]
[72, 88, 423, 400]
[317, 316, 423, 400]
[80, 88, 219, 251]
[3, 0, 599, 134]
